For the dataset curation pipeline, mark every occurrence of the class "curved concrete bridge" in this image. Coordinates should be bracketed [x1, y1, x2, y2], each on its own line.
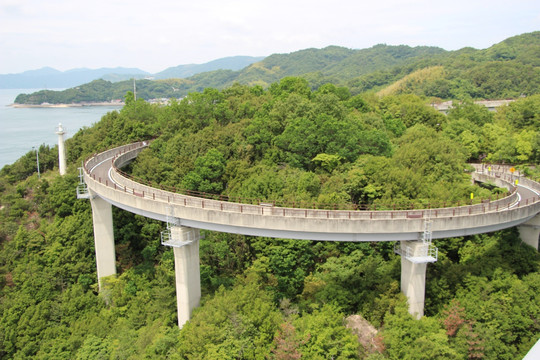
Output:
[80, 142, 540, 325]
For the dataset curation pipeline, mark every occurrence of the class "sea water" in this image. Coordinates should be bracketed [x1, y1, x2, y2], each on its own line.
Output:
[0, 89, 121, 169]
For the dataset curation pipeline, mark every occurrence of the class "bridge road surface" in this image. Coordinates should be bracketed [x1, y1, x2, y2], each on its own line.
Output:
[84, 142, 540, 243]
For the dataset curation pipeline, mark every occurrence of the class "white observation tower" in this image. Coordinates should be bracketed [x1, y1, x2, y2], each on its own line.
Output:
[55, 123, 67, 175]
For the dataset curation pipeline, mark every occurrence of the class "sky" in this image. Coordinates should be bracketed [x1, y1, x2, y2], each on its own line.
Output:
[0, 0, 539, 74]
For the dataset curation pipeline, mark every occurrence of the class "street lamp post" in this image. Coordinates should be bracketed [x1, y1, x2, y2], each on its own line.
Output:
[33, 146, 40, 179]
[55, 123, 67, 176]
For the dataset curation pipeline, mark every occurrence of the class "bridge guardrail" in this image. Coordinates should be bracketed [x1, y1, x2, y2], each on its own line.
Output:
[83, 143, 540, 222]
[84, 142, 147, 174]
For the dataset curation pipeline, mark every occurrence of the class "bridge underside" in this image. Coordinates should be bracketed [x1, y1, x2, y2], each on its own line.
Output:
[103, 196, 536, 242]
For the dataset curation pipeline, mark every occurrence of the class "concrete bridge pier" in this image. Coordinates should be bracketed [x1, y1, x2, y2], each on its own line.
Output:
[89, 192, 116, 290]
[170, 226, 202, 328]
[518, 214, 540, 250]
[400, 241, 428, 319]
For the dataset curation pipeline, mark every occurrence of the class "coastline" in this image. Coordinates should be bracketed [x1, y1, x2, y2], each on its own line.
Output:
[9, 101, 125, 108]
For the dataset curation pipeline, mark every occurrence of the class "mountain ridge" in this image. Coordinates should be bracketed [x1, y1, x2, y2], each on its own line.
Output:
[0, 66, 149, 89]
[154, 56, 265, 79]
[11, 31, 540, 103]
[0, 56, 264, 89]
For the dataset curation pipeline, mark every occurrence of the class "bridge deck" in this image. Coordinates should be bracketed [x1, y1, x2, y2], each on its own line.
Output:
[83, 142, 540, 242]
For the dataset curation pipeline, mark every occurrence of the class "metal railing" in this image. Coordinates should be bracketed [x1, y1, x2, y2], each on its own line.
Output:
[82, 142, 540, 222]
[394, 242, 438, 263]
[160, 228, 198, 248]
[76, 184, 89, 199]
[76, 167, 90, 199]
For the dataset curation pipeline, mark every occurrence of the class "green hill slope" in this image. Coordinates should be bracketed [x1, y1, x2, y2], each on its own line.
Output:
[13, 31, 540, 105]
[154, 56, 265, 79]
[371, 31, 540, 98]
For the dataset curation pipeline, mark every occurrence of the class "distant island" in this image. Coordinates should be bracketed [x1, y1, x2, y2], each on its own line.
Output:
[10, 31, 540, 106]
[10, 100, 125, 108]
[0, 56, 264, 89]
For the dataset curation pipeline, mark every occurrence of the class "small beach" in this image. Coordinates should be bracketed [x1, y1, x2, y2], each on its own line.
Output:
[10, 101, 124, 108]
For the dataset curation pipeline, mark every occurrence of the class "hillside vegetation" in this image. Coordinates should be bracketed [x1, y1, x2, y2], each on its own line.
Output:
[14, 32, 540, 105]
[1, 73, 539, 359]
[154, 56, 265, 79]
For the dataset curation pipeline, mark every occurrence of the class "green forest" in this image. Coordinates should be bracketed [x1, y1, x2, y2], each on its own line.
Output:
[14, 32, 540, 105]
[1, 73, 539, 359]
[2, 32, 540, 359]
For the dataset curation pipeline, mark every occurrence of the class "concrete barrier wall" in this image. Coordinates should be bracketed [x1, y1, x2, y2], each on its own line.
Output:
[83, 143, 540, 241]
[108, 169, 522, 222]
[85, 172, 540, 241]
[85, 142, 146, 173]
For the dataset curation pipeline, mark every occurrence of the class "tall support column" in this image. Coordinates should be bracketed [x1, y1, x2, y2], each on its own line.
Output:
[89, 193, 116, 290]
[518, 214, 540, 250]
[400, 241, 428, 319]
[55, 123, 67, 176]
[170, 226, 201, 328]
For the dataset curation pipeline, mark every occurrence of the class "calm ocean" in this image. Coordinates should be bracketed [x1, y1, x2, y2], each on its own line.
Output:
[0, 89, 121, 169]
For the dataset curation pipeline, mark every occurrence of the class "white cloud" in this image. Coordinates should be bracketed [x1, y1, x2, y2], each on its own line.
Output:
[0, 0, 538, 73]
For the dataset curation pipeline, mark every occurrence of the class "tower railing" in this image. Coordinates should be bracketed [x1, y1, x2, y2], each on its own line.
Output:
[160, 206, 197, 248]
[76, 167, 90, 199]
[394, 219, 438, 263]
